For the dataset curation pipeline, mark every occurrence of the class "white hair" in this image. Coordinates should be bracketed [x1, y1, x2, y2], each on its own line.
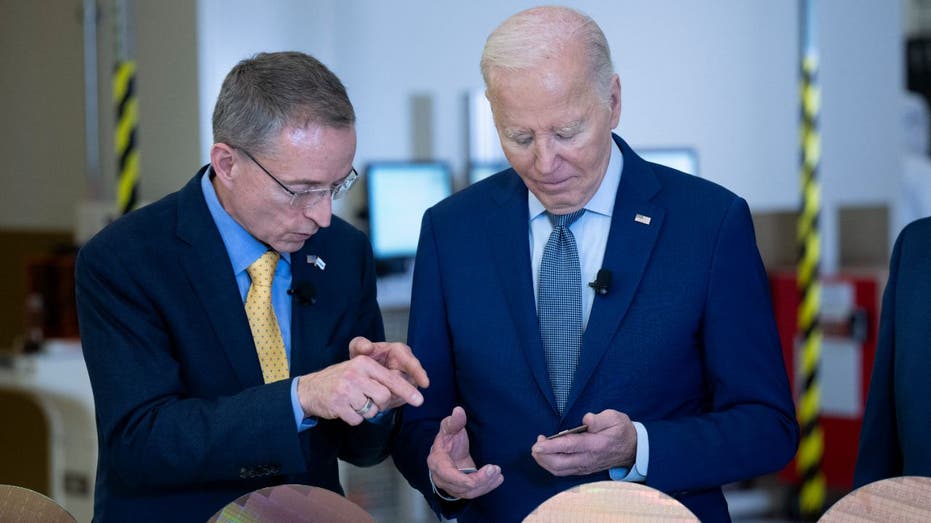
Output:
[480, 6, 615, 101]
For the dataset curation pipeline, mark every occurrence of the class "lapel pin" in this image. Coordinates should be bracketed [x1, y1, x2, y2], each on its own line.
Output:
[634, 213, 652, 225]
[306, 255, 326, 270]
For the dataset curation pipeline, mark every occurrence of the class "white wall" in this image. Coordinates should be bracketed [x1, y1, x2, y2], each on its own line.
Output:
[197, 0, 339, 166]
[818, 0, 903, 270]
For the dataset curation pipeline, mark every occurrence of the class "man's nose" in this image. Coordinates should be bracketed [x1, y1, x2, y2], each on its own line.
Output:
[304, 194, 332, 228]
[533, 137, 558, 174]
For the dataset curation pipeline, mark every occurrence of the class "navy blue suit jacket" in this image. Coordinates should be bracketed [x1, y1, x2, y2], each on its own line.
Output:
[76, 167, 395, 522]
[392, 136, 798, 522]
[854, 217, 931, 487]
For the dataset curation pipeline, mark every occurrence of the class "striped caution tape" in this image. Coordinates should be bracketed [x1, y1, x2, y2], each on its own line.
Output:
[114, 59, 138, 215]
[796, 52, 826, 519]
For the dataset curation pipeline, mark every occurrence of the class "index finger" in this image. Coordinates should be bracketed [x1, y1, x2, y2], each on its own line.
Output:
[532, 432, 587, 456]
[364, 360, 425, 406]
[371, 342, 430, 389]
[389, 347, 430, 388]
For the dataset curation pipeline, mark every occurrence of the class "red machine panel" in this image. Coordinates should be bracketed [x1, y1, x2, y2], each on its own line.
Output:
[769, 270, 881, 490]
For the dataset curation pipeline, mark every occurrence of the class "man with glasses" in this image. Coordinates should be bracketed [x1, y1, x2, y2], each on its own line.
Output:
[76, 51, 429, 523]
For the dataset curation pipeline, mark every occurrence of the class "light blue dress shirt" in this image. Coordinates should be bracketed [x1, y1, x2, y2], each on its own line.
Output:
[527, 142, 649, 482]
[201, 171, 316, 431]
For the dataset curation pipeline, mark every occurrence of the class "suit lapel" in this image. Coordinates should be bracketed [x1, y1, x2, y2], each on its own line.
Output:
[288, 240, 330, 376]
[568, 137, 665, 411]
[486, 173, 560, 413]
[176, 168, 264, 388]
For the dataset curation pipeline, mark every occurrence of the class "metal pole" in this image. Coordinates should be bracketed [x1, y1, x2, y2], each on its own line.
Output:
[83, 0, 101, 199]
[796, 0, 825, 518]
[113, 0, 139, 214]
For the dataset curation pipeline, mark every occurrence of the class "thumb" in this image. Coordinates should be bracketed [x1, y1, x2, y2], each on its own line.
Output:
[444, 406, 468, 435]
[582, 411, 603, 431]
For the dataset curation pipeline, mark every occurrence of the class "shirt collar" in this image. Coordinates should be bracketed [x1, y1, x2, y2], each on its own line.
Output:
[200, 167, 291, 273]
[528, 138, 623, 220]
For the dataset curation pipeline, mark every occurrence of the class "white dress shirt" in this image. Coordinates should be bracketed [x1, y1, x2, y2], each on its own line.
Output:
[527, 141, 649, 482]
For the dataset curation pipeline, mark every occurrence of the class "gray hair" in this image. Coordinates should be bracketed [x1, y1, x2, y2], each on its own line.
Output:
[212, 51, 355, 154]
[480, 6, 614, 101]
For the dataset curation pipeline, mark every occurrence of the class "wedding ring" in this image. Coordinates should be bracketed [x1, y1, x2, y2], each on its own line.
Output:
[355, 397, 374, 416]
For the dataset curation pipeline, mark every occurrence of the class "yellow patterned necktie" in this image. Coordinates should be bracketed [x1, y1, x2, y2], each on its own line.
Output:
[245, 251, 290, 383]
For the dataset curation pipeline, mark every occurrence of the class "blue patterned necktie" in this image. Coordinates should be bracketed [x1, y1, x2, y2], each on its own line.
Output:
[538, 209, 585, 413]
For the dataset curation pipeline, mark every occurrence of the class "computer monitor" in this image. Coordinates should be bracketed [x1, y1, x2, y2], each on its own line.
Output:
[638, 147, 699, 176]
[366, 161, 452, 275]
[468, 161, 511, 185]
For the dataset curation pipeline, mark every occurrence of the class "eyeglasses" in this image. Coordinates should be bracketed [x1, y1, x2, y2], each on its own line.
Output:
[237, 147, 358, 209]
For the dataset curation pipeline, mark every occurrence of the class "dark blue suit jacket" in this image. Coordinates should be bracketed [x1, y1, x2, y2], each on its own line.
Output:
[393, 136, 798, 522]
[76, 167, 395, 522]
[854, 217, 931, 487]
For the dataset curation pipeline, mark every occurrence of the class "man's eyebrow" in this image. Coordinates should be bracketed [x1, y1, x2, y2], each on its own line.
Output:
[502, 121, 583, 138]
[503, 128, 530, 138]
[557, 120, 584, 133]
[294, 170, 353, 192]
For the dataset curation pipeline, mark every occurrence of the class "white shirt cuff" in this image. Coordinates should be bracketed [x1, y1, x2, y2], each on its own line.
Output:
[608, 421, 649, 482]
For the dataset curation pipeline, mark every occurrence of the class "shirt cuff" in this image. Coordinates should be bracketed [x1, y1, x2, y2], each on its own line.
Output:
[290, 377, 317, 432]
[368, 408, 394, 424]
[609, 421, 649, 482]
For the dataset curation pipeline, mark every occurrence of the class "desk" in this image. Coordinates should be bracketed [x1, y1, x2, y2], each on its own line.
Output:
[0, 343, 96, 522]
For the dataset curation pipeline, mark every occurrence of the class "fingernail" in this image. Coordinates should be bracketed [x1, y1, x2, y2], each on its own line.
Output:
[411, 392, 424, 404]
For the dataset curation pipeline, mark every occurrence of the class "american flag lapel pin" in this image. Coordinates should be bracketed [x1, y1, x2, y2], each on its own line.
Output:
[306, 255, 326, 270]
[634, 213, 652, 225]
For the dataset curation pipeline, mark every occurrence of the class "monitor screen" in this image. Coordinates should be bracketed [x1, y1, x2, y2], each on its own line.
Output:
[366, 161, 452, 269]
[468, 161, 511, 185]
[638, 148, 699, 176]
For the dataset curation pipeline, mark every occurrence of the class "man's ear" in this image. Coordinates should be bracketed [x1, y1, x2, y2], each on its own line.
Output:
[609, 74, 622, 128]
[210, 143, 237, 187]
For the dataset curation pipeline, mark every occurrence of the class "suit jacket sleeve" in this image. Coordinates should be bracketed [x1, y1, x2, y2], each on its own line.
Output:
[642, 197, 799, 493]
[391, 209, 462, 516]
[334, 237, 400, 467]
[853, 227, 903, 486]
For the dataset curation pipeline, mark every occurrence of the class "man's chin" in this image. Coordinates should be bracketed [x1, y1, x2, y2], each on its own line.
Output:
[539, 199, 585, 215]
[272, 239, 308, 253]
